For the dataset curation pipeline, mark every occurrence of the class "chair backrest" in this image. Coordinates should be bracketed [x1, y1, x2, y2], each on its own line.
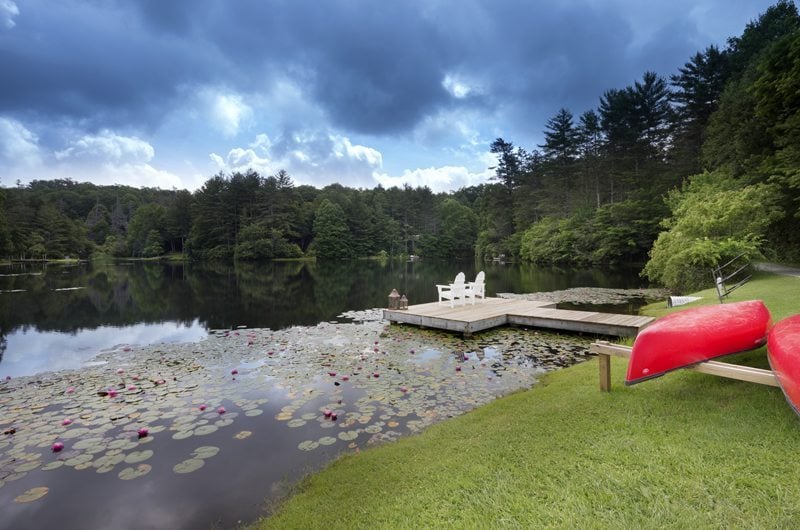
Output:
[474, 271, 485, 285]
[453, 272, 465, 285]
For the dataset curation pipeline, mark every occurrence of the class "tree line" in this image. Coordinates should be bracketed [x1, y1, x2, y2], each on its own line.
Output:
[1, 1, 799, 292]
[478, 1, 800, 290]
[0, 171, 478, 263]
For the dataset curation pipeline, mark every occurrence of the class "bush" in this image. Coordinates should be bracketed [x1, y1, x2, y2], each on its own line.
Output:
[643, 171, 783, 291]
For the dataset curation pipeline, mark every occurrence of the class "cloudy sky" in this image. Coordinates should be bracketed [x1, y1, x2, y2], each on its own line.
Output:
[0, 0, 779, 192]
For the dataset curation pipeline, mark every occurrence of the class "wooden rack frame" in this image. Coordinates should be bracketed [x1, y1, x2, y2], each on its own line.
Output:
[590, 341, 779, 391]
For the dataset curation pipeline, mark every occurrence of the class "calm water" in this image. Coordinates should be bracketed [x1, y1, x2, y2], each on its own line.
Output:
[0, 259, 649, 377]
[0, 259, 651, 529]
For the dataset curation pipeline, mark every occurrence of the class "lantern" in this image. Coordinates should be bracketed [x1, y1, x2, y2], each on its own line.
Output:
[388, 289, 400, 309]
[399, 294, 409, 310]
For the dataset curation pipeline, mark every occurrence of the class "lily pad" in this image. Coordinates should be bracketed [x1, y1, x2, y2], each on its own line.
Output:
[338, 431, 359, 441]
[42, 460, 65, 471]
[172, 430, 193, 440]
[14, 486, 49, 503]
[233, 430, 252, 440]
[118, 463, 151, 480]
[287, 419, 306, 428]
[192, 446, 219, 459]
[15, 460, 42, 473]
[244, 409, 263, 417]
[124, 450, 153, 464]
[173, 458, 205, 474]
[298, 440, 319, 451]
[194, 425, 218, 436]
[318, 436, 337, 446]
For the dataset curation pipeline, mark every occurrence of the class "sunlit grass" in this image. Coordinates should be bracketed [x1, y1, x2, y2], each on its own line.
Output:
[255, 272, 800, 529]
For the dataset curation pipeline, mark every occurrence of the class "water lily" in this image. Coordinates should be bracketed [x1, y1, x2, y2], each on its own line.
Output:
[341, 375, 349, 381]
[400, 386, 408, 393]
[108, 389, 118, 398]
[456, 366, 462, 372]
[137, 427, 149, 438]
[323, 409, 332, 418]
[62, 418, 73, 426]
[373, 372, 380, 378]
[128, 385, 137, 391]
[328, 371, 336, 377]
[117, 368, 125, 375]
[65, 386, 75, 394]
[231, 369, 239, 375]
[330, 413, 338, 421]
[199, 404, 207, 411]
[217, 406, 226, 414]
[51, 442, 64, 452]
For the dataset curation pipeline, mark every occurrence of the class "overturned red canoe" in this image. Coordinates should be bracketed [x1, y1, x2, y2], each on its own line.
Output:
[625, 300, 771, 385]
[767, 315, 800, 416]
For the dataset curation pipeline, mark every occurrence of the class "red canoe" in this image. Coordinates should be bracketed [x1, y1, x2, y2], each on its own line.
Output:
[767, 315, 800, 416]
[625, 300, 771, 385]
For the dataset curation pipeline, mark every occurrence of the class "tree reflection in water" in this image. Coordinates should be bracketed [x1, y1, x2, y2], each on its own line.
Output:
[0, 259, 646, 376]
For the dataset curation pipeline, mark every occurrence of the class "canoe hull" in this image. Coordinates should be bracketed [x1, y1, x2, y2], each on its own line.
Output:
[767, 315, 800, 416]
[625, 300, 771, 385]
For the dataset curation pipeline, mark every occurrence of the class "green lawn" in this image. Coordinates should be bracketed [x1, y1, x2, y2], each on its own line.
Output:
[256, 272, 800, 529]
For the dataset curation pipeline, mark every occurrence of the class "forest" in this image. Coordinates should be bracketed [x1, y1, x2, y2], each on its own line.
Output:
[1, 1, 799, 292]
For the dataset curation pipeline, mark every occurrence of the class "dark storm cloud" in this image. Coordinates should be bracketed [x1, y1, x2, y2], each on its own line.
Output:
[0, 0, 762, 137]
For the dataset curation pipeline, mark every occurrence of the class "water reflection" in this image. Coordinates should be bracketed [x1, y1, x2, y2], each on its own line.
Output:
[4, 321, 208, 377]
[0, 259, 648, 377]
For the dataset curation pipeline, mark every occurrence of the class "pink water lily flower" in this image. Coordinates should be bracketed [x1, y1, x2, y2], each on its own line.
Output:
[51, 442, 65, 452]
[199, 404, 207, 411]
[217, 406, 226, 414]
[62, 418, 73, 426]
[137, 427, 149, 438]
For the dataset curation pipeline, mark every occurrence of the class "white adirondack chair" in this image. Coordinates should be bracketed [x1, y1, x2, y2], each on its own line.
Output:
[465, 271, 486, 304]
[437, 272, 466, 307]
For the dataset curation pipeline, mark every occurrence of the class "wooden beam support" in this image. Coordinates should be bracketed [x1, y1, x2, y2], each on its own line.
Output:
[598, 353, 611, 392]
[590, 341, 780, 390]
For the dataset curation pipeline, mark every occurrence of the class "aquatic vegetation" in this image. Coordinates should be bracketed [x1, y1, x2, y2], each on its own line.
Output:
[0, 319, 591, 519]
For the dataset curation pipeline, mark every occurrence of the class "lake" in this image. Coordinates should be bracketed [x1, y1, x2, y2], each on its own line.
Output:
[0, 259, 652, 529]
[0, 259, 649, 377]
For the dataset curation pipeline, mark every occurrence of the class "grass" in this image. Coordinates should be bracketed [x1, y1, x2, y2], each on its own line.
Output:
[255, 272, 800, 529]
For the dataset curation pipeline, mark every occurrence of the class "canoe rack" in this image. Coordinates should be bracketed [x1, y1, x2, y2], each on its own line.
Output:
[712, 253, 752, 303]
[590, 341, 779, 391]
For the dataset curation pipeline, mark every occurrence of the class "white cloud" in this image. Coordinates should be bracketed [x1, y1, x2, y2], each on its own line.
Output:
[209, 152, 225, 169]
[374, 165, 492, 193]
[442, 74, 473, 99]
[55, 130, 155, 164]
[212, 130, 383, 188]
[0, 0, 18, 29]
[97, 162, 185, 189]
[210, 92, 252, 137]
[0, 117, 41, 168]
[413, 108, 485, 153]
[0, 125, 185, 189]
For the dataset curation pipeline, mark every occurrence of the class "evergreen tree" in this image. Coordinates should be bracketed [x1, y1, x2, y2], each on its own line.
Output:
[312, 199, 353, 259]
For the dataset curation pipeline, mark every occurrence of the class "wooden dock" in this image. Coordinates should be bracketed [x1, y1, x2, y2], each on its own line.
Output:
[383, 297, 654, 337]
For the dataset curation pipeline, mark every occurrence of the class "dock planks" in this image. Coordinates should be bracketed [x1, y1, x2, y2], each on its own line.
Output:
[383, 297, 653, 337]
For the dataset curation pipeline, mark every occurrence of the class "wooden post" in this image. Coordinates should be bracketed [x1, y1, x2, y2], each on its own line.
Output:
[599, 354, 611, 392]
